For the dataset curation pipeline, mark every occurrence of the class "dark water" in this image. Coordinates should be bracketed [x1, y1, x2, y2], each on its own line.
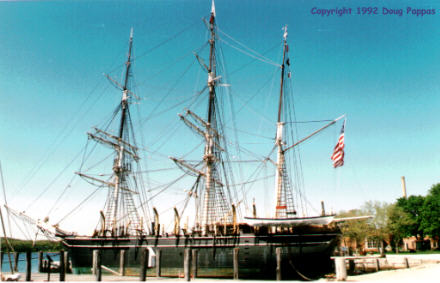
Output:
[1, 252, 59, 273]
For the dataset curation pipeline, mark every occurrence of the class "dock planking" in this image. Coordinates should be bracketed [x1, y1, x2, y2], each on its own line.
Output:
[3, 272, 187, 281]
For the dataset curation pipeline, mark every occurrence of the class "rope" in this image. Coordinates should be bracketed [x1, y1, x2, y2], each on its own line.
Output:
[286, 119, 334, 124]
[133, 21, 199, 63]
[12, 81, 107, 200]
[288, 257, 313, 281]
[0, 162, 14, 246]
[141, 57, 197, 124]
[26, 147, 85, 211]
[219, 37, 281, 68]
[217, 28, 280, 67]
[55, 186, 101, 225]
[224, 126, 273, 140]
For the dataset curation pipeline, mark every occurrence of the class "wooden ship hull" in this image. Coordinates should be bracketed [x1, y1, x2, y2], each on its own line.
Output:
[62, 225, 340, 279]
[49, 2, 346, 280]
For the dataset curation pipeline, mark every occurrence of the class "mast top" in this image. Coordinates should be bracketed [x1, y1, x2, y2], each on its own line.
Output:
[211, 0, 216, 17]
[283, 25, 288, 40]
[130, 27, 134, 39]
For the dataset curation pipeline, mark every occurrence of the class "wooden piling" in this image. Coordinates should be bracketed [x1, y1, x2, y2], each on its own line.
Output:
[64, 251, 69, 274]
[348, 258, 355, 273]
[59, 250, 65, 281]
[46, 255, 53, 282]
[140, 248, 149, 281]
[374, 258, 380, 272]
[13, 252, 19, 272]
[96, 250, 102, 281]
[404, 257, 409, 268]
[335, 257, 347, 281]
[155, 249, 161, 277]
[184, 248, 191, 281]
[120, 250, 126, 276]
[38, 251, 43, 273]
[26, 251, 32, 281]
[191, 249, 198, 278]
[93, 250, 102, 281]
[275, 247, 282, 281]
[92, 250, 97, 275]
[233, 248, 239, 280]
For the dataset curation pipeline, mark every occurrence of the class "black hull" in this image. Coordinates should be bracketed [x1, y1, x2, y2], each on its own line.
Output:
[62, 231, 339, 279]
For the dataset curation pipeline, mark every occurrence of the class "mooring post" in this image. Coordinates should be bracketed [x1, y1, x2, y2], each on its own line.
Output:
[191, 249, 198, 278]
[92, 250, 98, 275]
[25, 250, 32, 281]
[403, 257, 409, 268]
[233, 248, 239, 280]
[119, 249, 126, 276]
[38, 251, 43, 272]
[140, 248, 149, 281]
[47, 255, 53, 282]
[184, 248, 191, 281]
[155, 249, 161, 277]
[335, 257, 347, 281]
[375, 258, 380, 272]
[64, 251, 69, 274]
[59, 250, 65, 281]
[348, 258, 355, 273]
[95, 250, 102, 281]
[276, 247, 282, 281]
[13, 252, 19, 272]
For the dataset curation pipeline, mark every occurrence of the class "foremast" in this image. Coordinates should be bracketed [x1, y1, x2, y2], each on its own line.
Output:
[77, 28, 141, 237]
[274, 26, 296, 218]
[109, 28, 138, 236]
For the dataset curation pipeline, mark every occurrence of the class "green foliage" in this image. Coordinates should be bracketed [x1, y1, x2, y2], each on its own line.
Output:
[338, 183, 440, 252]
[337, 208, 373, 253]
[338, 201, 413, 252]
[420, 183, 440, 238]
[396, 195, 425, 238]
[361, 201, 391, 241]
[1, 238, 62, 252]
[386, 204, 414, 249]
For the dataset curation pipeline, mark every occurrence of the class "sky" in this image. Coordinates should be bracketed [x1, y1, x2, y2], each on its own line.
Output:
[0, 0, 440, 236]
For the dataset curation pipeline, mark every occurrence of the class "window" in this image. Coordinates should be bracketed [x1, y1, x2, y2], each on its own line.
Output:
[366, 238, 379, 249]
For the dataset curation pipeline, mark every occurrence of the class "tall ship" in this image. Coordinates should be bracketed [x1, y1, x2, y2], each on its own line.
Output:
[5, 1, 346, 279]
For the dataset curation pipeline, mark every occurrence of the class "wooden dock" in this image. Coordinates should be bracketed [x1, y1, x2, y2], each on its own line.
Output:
[3, 273, 198, 282]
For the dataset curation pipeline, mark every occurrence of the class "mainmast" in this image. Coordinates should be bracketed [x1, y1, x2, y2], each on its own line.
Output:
[202, 0, 217, 234]
[172, 0, 232, 234]
[274, 26, 295, 218]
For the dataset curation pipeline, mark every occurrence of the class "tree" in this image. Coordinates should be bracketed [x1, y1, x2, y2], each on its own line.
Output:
[386, 204, 414, 252]
[421, 183, 440, 239]
[361, 201, 390, 238]
[396, 195, 425, 238]
[361, 201, 394, 255]
[338, 208, 372, 254]
[337, 201, 392, 254]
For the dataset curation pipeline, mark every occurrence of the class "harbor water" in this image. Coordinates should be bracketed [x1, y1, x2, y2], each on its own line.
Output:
[1, 252, 59, 273]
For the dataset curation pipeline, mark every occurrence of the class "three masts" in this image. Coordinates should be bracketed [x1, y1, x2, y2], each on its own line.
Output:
[73, 0, 340, 238]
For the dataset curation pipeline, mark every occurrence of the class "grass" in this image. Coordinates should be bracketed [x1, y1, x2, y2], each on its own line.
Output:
[385, 250, 440, 255]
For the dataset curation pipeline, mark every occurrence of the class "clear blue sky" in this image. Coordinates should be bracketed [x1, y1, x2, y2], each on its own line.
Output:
[1, 0, 439, 233]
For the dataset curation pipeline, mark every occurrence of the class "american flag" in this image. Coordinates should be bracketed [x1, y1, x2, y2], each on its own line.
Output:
[331, 121, 345, 168]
